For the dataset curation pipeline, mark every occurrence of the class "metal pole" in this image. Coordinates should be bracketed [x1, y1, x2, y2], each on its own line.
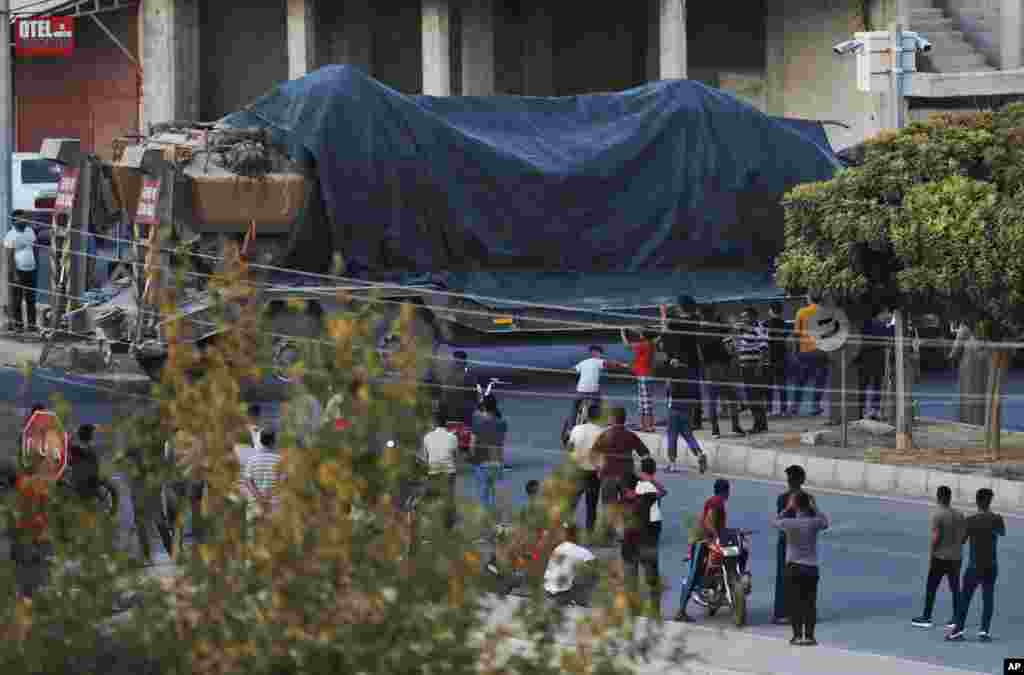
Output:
[890, 23, 905, 131]
[841, 344, 848, 448]
[895, 309, 909, 450]
[0, 0, 12, 326]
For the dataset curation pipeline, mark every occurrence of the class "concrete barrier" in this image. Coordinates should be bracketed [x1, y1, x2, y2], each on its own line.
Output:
[895, 466, 929, 497]
[805, 456, 837, 487]
[833, 459, 867, 492]
[864, 463, 898, 493]
[925, 470, 959, 502]
[957, 474, 994, 505]
[746, 448, 777, 478]
[992, 478, 1023, 512]
[713, 444, 749, 475]
[774, 451, 807, 482]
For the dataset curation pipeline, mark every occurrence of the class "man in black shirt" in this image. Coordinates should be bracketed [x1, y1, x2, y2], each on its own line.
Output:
[700, 306, 744, 438]
[764, 302, 790, 417]
[947, 488, 1006, 642]
[659, 295, 705, 430]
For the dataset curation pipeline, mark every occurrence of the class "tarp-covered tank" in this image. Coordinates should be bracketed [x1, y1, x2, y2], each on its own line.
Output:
[221, 65, 839, 277]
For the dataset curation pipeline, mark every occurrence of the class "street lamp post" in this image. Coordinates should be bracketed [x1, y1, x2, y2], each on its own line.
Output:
[0, 0, 12, 327]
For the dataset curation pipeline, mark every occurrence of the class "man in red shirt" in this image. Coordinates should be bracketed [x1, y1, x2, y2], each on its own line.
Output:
[591, 407, 651, 541]
[622, 329, 656, 432]
[675, 479, 732, 622]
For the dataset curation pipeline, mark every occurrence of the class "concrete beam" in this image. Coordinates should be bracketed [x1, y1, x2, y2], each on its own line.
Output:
[658, 0, 687, 79]
[522, 4, 553, 96]
[461, 0, 495, 95]
[142, 0, 200, 129]
[764, 6, 785, 116]
[422, 0, 452, 95]
[287, 0, 318, 79]
[904, 69, 1024, 97]
[1002, 0, 1023, 70]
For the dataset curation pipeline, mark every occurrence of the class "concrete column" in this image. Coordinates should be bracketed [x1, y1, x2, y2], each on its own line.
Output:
[422, 0, 451, 95]
[287, 0, 318, 79]
[461, 0, 495, 95]
[658, 0, 687, 79]
[764, 6, 785, 116]
[522, 4, 553, 96]
[1002, 0, 1023, 70]
[142, 0, 200, 129]
[342, 0, 373, 73]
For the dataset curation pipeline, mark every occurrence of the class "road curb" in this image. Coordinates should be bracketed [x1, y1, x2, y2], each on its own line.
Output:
[693, 440, 1024, 514]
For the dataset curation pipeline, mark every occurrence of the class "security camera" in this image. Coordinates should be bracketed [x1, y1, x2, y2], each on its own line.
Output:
[903, 31, 933, 52]
[833, 39, 864, 55]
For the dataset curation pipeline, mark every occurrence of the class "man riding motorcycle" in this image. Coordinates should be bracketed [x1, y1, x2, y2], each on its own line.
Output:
[675, 479, 749, 622]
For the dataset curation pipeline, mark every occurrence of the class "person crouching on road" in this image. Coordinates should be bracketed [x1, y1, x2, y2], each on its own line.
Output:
[621, 328, 656, 432]
[773, 491, 829, 646]
[544, 524, 598, 607]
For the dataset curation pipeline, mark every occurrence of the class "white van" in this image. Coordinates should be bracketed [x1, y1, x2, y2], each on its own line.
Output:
[12, 152, 61, 217]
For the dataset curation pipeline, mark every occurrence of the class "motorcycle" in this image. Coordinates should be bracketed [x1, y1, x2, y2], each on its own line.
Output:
[690, 528, 754, 627]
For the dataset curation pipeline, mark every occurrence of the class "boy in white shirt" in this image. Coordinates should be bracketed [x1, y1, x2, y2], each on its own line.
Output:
[570, 346, 627, 427]
[567, 401, 606, 533]
[4, 215, 37, 332]
[544, 524, 598, 607]
[418, 412, 460, 530]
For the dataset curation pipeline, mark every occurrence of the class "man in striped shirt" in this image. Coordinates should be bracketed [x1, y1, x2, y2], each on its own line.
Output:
[245, 429, 283, 522]
[727, 307, 770, 434]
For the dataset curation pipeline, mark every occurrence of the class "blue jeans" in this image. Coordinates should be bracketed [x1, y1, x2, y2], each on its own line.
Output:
[666, 407, 701, 462]
[679, 542, 706, 612]
[473, 463, 501, 512]
[791, 352, 829, 414]
[956, 566, 997, 633]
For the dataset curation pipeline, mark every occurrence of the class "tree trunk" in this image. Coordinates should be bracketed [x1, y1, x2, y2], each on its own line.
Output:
[984, 349, 1011, 459]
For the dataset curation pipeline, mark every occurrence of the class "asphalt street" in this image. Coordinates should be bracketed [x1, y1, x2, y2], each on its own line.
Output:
[1, 361, 1022, 674]
[477, 382, 1023, 675]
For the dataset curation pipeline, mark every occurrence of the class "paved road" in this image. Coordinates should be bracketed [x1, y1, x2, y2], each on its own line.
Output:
[477, 383, 1023, 675]
[2, 362, 1022, 674]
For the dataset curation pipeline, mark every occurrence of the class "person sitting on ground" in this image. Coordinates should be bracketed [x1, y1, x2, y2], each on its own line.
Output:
[543, 524, 598, 607]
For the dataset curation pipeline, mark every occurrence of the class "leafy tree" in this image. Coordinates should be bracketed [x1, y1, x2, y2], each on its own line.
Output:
[777, 106, 1024, 453]
[1, 252, 670, 674]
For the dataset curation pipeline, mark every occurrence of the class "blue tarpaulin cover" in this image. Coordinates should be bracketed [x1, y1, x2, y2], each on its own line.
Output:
[223, 66, 839, 276]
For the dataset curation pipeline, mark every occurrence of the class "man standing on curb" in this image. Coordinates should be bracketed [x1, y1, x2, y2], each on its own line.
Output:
[790, 294, 828, 417]
[912, 485, 964, 630]
[659, 295, 704, 433]
[947, 488, 1006, 643]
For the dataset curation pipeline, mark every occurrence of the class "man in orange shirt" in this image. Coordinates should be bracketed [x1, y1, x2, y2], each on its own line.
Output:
[790, 294, 829, 416]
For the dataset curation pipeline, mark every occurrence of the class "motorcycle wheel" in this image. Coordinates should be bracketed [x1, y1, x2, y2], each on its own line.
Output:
[732, 577, 747, 627]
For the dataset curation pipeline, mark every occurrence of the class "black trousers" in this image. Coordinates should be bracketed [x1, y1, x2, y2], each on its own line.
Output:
[9, 268, 37, 330]
[571, 469, 601, 532]
[922, 557, 961, 621]
[786, 563, 820, 639]
[767, 361, 787, 414]
[623, 539, 662, 615]
[738, 365, 769, 428]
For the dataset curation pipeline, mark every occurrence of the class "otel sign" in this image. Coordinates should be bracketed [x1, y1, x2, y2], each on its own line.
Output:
[22, 411, 69, 481]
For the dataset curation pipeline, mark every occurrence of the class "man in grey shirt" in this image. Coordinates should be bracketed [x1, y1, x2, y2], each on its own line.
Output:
[773, 492, 829, 646]
[913, 485, 965, 629]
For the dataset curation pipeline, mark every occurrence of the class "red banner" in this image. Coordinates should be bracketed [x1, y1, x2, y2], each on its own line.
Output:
[54, 166, 79, 214]
[15, 17, 75, 58]
[136, 178, 162, 225]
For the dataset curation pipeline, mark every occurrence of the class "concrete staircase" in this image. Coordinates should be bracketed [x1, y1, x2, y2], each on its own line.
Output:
[905, 1, 998, 72]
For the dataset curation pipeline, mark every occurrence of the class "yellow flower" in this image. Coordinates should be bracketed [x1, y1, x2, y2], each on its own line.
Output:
[464, 551, 481, 566]
[317, 461, 341, 489]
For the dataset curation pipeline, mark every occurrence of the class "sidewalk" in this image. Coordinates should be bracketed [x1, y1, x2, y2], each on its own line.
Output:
[633, 410, 1024, 514]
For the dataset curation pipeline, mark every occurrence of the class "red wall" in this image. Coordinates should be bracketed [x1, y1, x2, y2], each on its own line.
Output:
[14, 9, 139, 159]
